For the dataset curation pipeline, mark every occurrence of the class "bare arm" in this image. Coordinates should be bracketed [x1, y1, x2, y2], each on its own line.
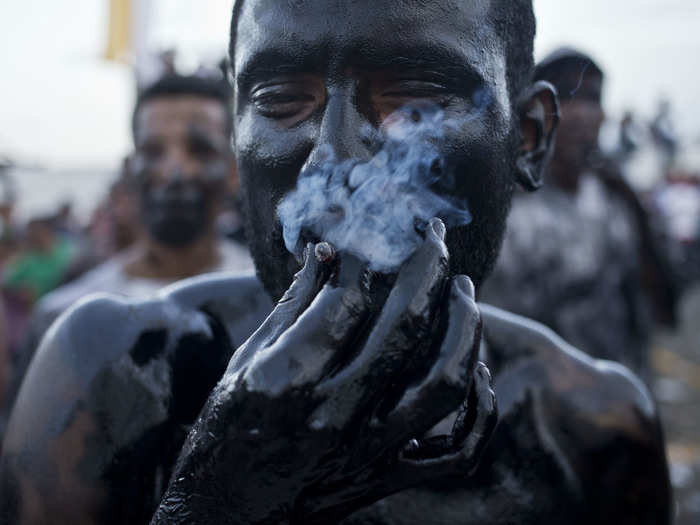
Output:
[482, 305, 672, 525]
[0, 289, 239, 525]
[152, 229, 497, 524]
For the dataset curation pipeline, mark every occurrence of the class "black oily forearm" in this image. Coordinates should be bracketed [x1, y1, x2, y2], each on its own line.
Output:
[151, 391, 296, 525]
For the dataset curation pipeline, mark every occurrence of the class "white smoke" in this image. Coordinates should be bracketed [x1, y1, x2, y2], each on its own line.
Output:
[278, 105, 472, 272]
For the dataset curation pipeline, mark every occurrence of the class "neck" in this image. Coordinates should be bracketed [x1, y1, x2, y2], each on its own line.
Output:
[125, 232, 221, 281]
[547, 158, 582, 195]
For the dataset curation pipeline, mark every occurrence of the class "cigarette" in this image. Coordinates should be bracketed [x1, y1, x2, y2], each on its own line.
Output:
[314, 242, 336, 263]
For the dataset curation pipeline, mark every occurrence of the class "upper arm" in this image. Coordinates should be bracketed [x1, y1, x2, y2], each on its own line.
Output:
[0, 292, 217, 525]
[0, 276, 257, 525]
[481, 306, 672, 524]
[0, 296, 124, 524]
[574, 365, 672, 525]
[540, 360, 671, 525]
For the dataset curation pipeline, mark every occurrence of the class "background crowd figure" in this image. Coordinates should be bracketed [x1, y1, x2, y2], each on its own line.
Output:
[1, 28, 700, 525]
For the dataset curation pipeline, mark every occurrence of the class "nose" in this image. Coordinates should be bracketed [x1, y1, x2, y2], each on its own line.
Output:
[302, 85, 374, 171]
[158, 146, 199, 185]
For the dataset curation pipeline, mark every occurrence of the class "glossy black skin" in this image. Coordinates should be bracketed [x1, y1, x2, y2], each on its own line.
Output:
[153, 224, 500, 524]
[1, 0, 672, 524]
[234, 0, 528, 299]
[0, 270, 670, 524]
[0, 272, 273, 524]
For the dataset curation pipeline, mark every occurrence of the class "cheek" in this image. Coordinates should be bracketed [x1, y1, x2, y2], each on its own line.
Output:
[442, 107, 512, 199]
[236, 109, 316, 200]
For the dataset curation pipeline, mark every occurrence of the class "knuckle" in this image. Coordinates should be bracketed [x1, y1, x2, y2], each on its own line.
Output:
[339, 286, 366, 318]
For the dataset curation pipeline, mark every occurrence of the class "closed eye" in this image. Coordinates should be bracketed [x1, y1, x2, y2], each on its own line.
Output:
[250, 75, 325, 124]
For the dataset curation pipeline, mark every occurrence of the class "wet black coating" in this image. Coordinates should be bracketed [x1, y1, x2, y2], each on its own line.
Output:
[0, 0, 672, 523]
[0, 250, 670, 524]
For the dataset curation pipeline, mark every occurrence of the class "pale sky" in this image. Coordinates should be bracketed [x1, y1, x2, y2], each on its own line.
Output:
[1, 0, 699, 171]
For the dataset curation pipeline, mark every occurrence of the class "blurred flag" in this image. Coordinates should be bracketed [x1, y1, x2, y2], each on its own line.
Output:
[104, 0, 158, 86]
[104, 0, 132, 62]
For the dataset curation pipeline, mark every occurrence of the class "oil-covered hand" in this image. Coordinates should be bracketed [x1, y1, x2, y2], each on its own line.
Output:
[151, 219, 497, 525]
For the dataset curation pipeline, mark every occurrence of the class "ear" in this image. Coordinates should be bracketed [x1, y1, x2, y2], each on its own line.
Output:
[516, 81, 559, 191]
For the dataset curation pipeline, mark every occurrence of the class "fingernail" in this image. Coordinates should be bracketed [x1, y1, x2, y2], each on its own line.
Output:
[403, 438, 421, 455]
[456, 275, 475, 299]
[477, 362, 491, 381]
[430, 217, 446, 241]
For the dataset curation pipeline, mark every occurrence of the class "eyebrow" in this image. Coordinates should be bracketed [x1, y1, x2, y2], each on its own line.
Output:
[236, 40, 486, 93]
[353, 42, 484, 81]
[236, 47, 326, 90]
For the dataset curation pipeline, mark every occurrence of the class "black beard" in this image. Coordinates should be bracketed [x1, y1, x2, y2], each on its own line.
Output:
[244, 133, 517, 303]
[243, 193, 298, 301]
[141, 179, 214, 247]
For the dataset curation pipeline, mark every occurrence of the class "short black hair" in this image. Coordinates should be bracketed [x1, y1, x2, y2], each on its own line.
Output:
[534, 47, 603, 102]
[229, 0, 536, 107]
[132, 74, 233, 139]
[488, 0, 536, 106]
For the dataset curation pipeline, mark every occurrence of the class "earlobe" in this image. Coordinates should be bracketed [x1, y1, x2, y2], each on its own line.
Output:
[516, 81, 559, 192]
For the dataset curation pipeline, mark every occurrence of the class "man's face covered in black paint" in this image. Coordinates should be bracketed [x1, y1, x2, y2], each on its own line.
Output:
[132, 96, 232, 247]
[233, 0, 521, 299]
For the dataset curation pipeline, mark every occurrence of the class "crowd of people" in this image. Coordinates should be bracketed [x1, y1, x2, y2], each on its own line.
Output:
[0, 1, 699, 523]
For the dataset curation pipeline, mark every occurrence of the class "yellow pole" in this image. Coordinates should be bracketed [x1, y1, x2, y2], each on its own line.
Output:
[104, 0, 132, 62]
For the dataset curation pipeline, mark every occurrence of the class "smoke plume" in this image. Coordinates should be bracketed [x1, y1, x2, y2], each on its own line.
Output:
[278, 105, 472, 272]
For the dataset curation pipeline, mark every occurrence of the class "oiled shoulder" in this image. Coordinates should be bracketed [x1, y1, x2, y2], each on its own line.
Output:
[479, 303, 656, 425]
[0, 274, 271, 524]
[5, 273, 270, 452]
[159, 272, 273, 342]
[480, 304, 671, 523]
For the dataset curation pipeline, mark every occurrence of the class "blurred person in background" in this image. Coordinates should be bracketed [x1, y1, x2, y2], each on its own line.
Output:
[650, 151, 700, 285]
[60, 161, 142, 283]
[650, 98, 678, 170]
[481, 48, 677, 379]
[1, 73, 253, 424]
[0, 163, 18, 265]
[616, 110, 644, 162]
[0, 216, 77, 385]
[2, 218, 76, 303]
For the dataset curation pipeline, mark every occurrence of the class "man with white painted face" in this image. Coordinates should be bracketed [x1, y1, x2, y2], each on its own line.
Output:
[0, 2, 671, 524]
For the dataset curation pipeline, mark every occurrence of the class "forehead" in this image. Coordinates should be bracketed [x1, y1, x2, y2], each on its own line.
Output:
[233, 0, 500, 80]
[135, 95, 227, 138]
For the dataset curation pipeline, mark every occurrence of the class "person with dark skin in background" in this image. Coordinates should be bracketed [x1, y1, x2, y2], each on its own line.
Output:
[0, 2, 671, 524]
[481, 48, 678, 379]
